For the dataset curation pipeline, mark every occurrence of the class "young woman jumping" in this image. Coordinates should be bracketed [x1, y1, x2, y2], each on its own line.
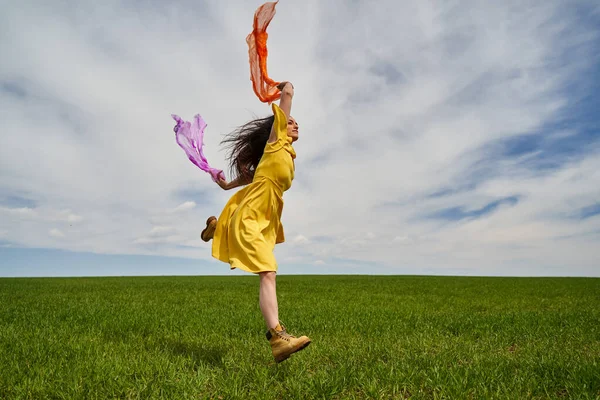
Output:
[200, 82, 311, 363]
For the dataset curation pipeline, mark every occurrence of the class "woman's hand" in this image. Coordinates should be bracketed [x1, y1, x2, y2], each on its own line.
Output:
[216, 178, 229, 190]
[277, 81, 294, 98]
[216, 174, 252, 191]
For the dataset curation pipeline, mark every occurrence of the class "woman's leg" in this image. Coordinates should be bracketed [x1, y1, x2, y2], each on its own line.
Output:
[260, 270, 311, 363]
[259, 271, 279, 329]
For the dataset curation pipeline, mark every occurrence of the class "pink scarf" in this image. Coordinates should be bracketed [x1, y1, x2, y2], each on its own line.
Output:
[171, 114, 225, 182]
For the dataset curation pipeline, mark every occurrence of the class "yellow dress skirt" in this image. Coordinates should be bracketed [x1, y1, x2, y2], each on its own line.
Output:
[212, 103, 296, 273]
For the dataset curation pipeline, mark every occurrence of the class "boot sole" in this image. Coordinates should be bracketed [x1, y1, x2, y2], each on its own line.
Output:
[201, 216, 217, 242]
[274, 340, 311, 363]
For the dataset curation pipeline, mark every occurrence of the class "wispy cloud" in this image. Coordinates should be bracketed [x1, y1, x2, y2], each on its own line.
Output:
[293, 235, 309, 245]
[0, 0, 598, 276]
[578, 203, 600, 220]
[170, 202, 196, 213]
[426, 196, 520, 221]
[49, 229, 65, 238]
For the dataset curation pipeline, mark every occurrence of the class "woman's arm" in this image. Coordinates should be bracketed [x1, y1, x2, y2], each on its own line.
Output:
[268, 82, 293, 144]
[277, 81, 293, 118]
[216, 173, 253, 191]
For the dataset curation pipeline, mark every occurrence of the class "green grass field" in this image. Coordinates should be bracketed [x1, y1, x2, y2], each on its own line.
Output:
[1, 275, 599, 399]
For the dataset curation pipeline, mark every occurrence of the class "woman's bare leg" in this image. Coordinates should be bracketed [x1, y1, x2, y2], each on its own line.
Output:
[259, 271, 279, 329]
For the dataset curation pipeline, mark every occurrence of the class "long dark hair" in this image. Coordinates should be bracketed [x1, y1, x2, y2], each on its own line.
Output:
[220, 115, 275, 182]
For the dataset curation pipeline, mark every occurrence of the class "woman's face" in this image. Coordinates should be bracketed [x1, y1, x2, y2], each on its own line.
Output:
[287, 116, 299, 142]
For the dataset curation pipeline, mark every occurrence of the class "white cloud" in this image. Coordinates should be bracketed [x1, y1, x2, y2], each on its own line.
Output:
[0, 0, 598, 275]
[67, 214, 83, 223]
[49, 229, 65, 238]
[133, 226, 188, 246]
[393, 236, 412, 245]
[293, 235, 309, 245]
[148, 226, 175, 236]
[171, 202, 196, 213]
[1, 207, 36, 218]
[0, 206, 84, 223]
[133, 235, 182, 245]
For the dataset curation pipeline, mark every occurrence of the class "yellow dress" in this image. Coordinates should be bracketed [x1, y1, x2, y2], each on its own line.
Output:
[211, 103, 296, 273]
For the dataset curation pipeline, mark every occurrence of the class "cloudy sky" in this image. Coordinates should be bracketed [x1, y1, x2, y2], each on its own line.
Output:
[1, 0, 599, 277]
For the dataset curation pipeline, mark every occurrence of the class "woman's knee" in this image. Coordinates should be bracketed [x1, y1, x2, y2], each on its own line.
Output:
[259, 271, 276, 282]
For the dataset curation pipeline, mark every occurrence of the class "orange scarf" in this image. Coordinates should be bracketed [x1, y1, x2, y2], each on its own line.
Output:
[246, 1, 281, 103]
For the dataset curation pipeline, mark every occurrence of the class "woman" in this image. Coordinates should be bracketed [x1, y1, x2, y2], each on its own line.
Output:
[200, 81, 310, 363]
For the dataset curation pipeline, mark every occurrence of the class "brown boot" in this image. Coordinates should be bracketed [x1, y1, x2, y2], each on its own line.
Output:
[201, 216, 217, 242]
[266, 323, 311, 363]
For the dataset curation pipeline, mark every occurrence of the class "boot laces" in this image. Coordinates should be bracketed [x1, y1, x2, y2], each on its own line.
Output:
[276, 322, 297, 341]
[276, 330, 292, 341]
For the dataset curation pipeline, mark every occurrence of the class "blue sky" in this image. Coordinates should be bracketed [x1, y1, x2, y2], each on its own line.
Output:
[1, 0, 599, 277]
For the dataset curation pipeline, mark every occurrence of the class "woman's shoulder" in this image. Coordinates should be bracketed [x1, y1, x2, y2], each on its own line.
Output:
[271, 103, 286, 126]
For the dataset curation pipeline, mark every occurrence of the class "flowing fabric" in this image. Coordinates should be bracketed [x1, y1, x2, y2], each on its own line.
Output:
[171, 114, 225, 182]
[247, 1, 281, 103]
